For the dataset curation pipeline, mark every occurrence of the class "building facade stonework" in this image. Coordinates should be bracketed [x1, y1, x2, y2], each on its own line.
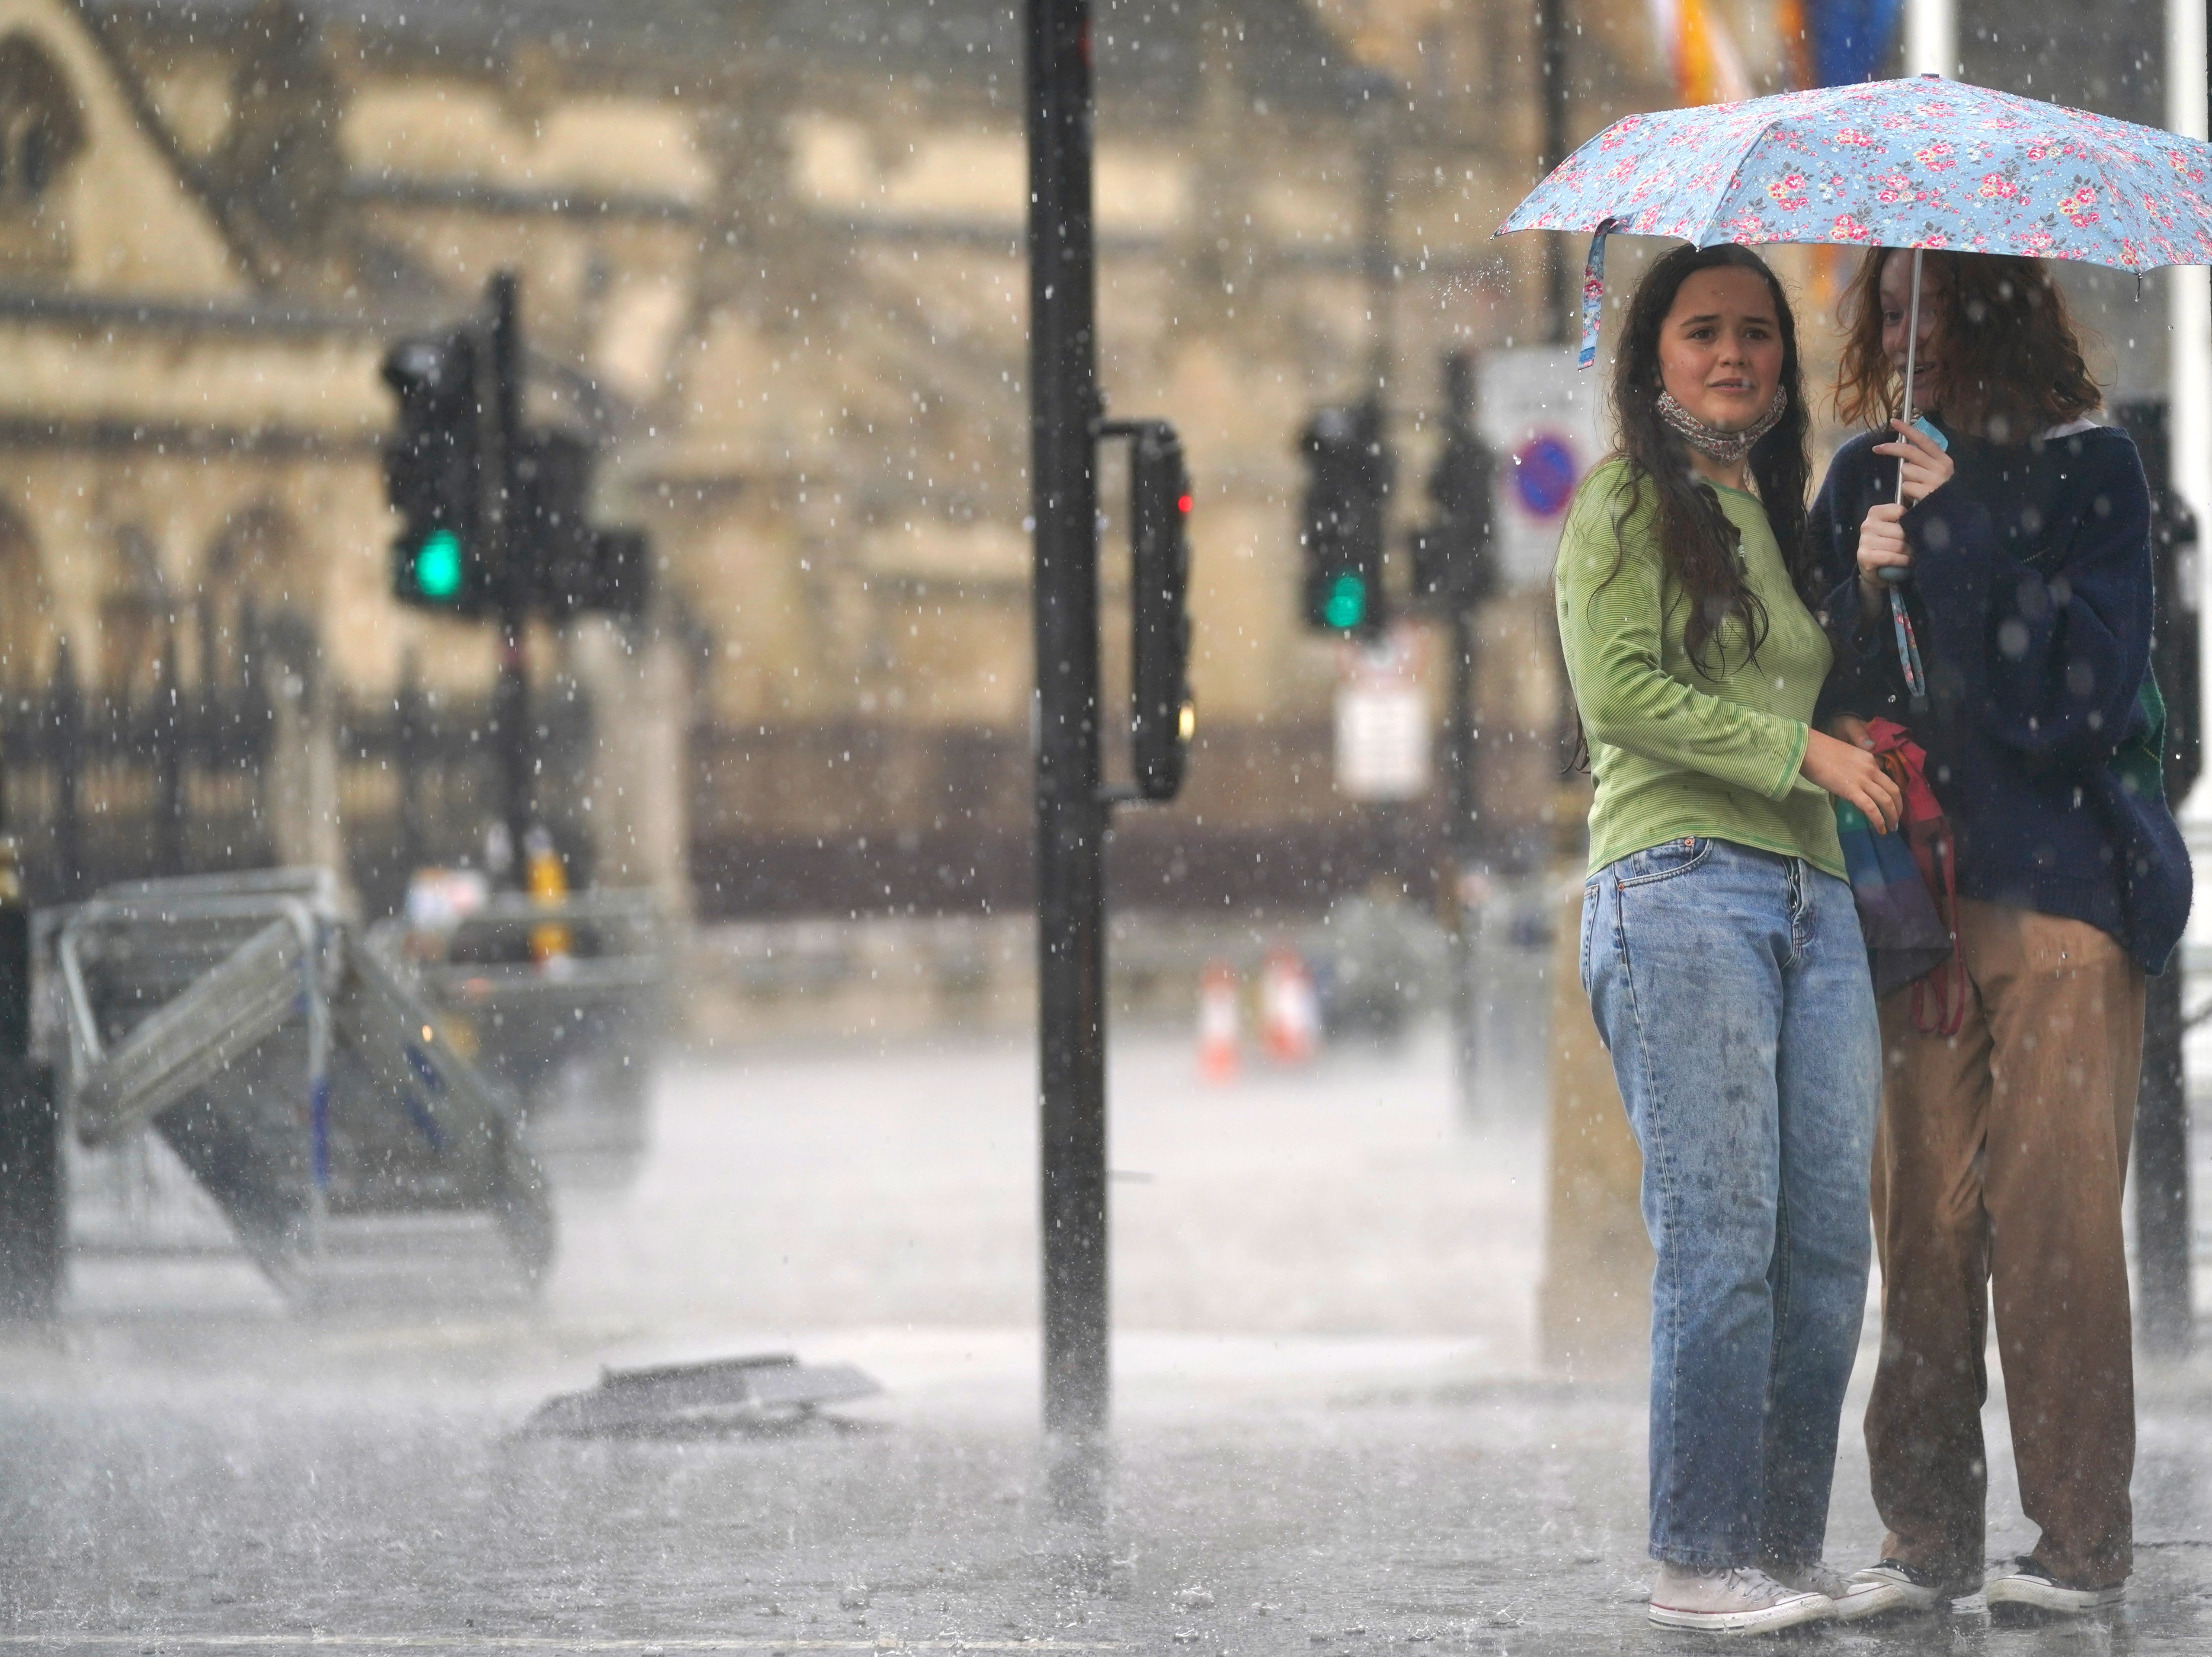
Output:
[15, 0, 2042, 923]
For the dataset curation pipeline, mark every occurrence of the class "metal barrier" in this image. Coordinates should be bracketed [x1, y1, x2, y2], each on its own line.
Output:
[368, 889, 667, 1190]
[52, 869, 554, 1299]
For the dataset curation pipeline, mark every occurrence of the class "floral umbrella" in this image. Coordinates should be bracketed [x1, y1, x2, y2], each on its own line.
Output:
[1499, 73, 2212, 704]
[1502, 74, 2212, 367]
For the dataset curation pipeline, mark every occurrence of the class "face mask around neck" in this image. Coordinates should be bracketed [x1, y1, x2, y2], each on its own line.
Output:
[1655, 384, 1786, 466]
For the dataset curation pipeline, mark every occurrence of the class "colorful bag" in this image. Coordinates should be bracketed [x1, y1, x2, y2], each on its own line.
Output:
[1834, 795, 1947, 998]
[1832, 718, 1965, 1030]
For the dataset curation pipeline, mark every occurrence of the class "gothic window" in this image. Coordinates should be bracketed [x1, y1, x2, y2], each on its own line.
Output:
[0, 36, 83, 209]
[97, 524, 170, 702]
[200, 502, 317, 691]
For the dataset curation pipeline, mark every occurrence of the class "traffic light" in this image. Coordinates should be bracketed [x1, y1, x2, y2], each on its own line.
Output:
[513, 433, 655, 620]
[1409, 353, 1497, 610]
[1127, 421, 1194, 802]
[578, 529, 654, 620]
[382, 327, 494, 615]
[384, 290, 653, 624]
[518, 430, 595, 617]
[1299, 398, 1390, 637]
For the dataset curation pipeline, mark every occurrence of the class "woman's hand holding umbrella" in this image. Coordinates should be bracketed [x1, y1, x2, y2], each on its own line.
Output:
[1855, 421, 1953, 616]
[1875, 419, 1954, 507]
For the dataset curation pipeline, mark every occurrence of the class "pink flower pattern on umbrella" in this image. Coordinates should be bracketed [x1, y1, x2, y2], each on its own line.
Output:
[1501, 76, 2212, 278]
[2058, 184, 2101, 226]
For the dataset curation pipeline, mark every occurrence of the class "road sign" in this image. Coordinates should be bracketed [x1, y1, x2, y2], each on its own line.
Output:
[1335, 625, 1431, 802]
[1478, 348, 1601, 591]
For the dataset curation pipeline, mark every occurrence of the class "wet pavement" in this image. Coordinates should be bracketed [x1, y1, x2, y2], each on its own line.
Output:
[2, 1029, 2208, 1653]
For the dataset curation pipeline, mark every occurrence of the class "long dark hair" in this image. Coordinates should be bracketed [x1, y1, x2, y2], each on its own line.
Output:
[1834, 247, 2100, 444]
[1600, 242, 1816, 674]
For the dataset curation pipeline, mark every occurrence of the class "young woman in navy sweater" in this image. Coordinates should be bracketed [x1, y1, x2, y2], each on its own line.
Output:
[1812, 248, 2190, 1619]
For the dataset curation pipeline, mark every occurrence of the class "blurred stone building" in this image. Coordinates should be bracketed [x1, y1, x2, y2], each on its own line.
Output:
[0, 0, 2159, 925]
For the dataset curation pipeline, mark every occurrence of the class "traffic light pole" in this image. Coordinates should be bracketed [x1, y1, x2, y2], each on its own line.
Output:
[483, 273, 535, 884]
[1409, 352, 1495, 1119]
[384, 270, 647, 888]
[1357, 85, 1394, 400]
[2140, 969, 2193, 1352]
[1444, 601, 1482, 1114]
[1027, 0, 1111, 1521]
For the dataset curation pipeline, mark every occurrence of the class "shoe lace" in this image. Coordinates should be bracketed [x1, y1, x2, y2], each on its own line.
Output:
[1725, 1566, 1796, 1601]
[1795, 1562, 1851, 1597]
[1757, 1561, 1843, 1597]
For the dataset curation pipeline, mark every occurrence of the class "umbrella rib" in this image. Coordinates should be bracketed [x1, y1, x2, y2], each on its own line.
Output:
[2055, 120, 2146, 268]
[1690, 113, 1793, 249]
[2097, 144, 2170, 269]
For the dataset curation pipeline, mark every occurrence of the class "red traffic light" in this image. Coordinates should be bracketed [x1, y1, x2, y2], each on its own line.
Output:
[1177, 493, 1194, 515]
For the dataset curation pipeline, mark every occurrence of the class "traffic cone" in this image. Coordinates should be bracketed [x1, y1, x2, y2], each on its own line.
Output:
[1260, 947, 1321, 1066]
[1197, 959, 1241, 1084]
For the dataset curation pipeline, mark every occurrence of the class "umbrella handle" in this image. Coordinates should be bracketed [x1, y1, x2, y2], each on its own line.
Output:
[1890, 585, 1929, 713]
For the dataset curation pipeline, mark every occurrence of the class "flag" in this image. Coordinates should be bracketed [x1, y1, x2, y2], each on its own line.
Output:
[1647, 0, 1753, 106]
[1779, 0, 1905, 90]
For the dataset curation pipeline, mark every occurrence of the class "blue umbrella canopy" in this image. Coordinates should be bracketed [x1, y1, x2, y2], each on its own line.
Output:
[1504, 75, 2212, 271]
[1502, 76, 2212, 372]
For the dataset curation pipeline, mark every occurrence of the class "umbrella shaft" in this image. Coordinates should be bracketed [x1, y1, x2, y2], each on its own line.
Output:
[1896, 246, 1924, 506]
[1891, 248, 1929, 717]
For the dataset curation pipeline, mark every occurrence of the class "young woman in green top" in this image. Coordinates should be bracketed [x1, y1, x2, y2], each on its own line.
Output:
[1556, 243, 1903, 1633]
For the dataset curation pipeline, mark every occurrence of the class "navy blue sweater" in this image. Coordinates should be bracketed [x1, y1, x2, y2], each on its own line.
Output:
[1811, 419, 2191, 971]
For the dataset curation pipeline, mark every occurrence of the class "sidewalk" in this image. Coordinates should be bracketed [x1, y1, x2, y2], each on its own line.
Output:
[3, 1028, 2208, 1653]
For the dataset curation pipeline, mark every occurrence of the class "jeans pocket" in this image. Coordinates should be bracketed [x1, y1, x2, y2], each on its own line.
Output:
[1614, 835, 1714, 889]
[1579, 882, 1599, 995]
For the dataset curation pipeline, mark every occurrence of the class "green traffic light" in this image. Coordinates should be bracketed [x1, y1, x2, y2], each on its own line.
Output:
[414, 529, 464, 601]
[1323, 571, 1368, 630]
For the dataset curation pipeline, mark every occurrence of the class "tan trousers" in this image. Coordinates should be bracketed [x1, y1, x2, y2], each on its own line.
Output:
[1865, 898, 2144, 1590]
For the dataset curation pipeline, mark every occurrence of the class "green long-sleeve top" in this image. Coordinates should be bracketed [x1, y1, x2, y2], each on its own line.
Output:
[1555, 457, 1845, 880]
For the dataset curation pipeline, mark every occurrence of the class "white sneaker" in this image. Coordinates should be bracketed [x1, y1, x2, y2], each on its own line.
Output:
[1983, 1559, 2126, 1615]
[1647, 1563, 1836, 1634]
[1767, 1560, 1897, 1622]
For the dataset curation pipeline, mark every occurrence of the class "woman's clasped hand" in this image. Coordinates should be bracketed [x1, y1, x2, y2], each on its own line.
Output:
[1800, 726, 1901, 832]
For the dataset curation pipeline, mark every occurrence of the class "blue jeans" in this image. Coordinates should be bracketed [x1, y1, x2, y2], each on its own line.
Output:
[1580, 836, 1879, 1568]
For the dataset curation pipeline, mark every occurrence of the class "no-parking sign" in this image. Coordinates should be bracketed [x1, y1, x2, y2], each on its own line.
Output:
[1478, 348, 1602, 592]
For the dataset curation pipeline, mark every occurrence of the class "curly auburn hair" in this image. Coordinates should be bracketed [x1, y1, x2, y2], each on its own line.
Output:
[1832, 247, 2101, 443]
[1600, 241, 1817, 676]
